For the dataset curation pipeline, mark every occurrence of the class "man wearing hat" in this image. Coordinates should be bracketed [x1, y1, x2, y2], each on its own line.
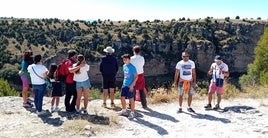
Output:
[204, 55, 229, 110]
[100, 46, 118, 108]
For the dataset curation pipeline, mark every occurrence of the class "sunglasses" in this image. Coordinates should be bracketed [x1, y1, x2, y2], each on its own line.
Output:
[182, 56, 189, 58]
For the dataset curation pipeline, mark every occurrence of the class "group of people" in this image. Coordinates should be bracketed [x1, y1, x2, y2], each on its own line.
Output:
[173, 52, 229, 113]
[18, 45, 148, 118]
[100, 45, 148, 119]
[19, 46, 229, 118]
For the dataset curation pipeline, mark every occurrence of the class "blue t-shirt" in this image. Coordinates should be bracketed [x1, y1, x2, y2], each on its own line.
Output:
[20, 60, 28, 77]
[122, 63, 137, 87]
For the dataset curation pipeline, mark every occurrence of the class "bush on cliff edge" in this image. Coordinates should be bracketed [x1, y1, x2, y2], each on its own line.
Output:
[0, 78, 18, 97]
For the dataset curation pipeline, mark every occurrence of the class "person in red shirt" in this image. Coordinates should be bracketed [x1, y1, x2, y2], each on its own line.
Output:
[64, 50, 78, 112]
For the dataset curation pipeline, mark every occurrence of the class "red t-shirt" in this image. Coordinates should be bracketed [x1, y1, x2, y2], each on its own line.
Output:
[65, 59, 75, 84]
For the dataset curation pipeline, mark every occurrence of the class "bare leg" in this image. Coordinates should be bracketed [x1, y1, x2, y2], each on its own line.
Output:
[102, 89, 108, 104]
[83, 88, 89, 109]
[188, 95, 192, 107]
[208, 93, 213, 104]
[51, 97, 55, 107]
[120, 96, 126, 109]
[129, 98, 135, 112]
[109, 88, 115, 104]
[22, 87, 28, 103]
[217, 94, 221, 105]
[76, 89, 82, 110]
[55, 97, 60, 106]
[179, 95, 183, 107]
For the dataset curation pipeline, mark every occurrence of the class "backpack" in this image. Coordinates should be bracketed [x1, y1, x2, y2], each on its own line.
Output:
[56, 59, 68, 81]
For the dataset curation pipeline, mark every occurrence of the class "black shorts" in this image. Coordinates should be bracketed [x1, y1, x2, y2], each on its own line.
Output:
[102, 78, 116, 89]
[51, 82, 63, 97]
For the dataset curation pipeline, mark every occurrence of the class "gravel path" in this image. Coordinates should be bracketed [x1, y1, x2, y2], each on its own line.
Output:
[0, 96, 268, 138]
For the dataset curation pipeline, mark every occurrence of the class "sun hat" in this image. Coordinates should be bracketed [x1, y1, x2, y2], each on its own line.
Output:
[103, 46, 115, 54]
[214, 55, 222, 62]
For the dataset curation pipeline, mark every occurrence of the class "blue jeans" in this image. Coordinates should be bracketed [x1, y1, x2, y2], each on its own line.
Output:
[32, 84, 46, 112]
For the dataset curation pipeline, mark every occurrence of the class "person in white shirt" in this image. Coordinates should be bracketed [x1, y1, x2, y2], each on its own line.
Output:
[173, 52, 196, 113]
[204, 55, 229, 110]
[69, 54, 90, 114]
[130, 45, 148, 109]
[27, 54, 48, 115]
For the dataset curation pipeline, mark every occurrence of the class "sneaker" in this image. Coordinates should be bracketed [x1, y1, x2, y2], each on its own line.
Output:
[51, 106, 55, 112]
[102, 103, 107, 108]
[128, 112, 135, 119]
[36, 110, 46, 115]
[54, 106, 60, 112]
[111, 103, 115, 108]
[204, 104, 212, 109]
[81, 108, 88, 114]
[177, 108, 182, 113]
[187, 107, 195, 113]
[213, 104, 220, 110]
[23, 102, 33, 108]
[76, 110, 81, 115]
[142, 105, 149, 110]
[27, 98, 33, 103]
[119, 109, 128, 116]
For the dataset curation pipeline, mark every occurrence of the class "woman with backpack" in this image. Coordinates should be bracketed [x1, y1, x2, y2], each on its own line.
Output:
[47, 63, 63, 112]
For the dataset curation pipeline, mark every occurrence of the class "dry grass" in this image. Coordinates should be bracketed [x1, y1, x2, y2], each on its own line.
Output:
[240, 85, 268, 98]
[147, 83, 268, 104]
[63, 119, 89, 133]
[222, 83, 240, 99]
[148, 88, 177, 104]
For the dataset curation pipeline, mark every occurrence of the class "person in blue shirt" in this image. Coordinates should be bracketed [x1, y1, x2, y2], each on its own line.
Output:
[119, 54, 138, 119]
[19, 50, 34, 108]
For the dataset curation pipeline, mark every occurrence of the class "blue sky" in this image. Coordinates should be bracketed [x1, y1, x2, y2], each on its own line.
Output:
[0, 0, 267, 21]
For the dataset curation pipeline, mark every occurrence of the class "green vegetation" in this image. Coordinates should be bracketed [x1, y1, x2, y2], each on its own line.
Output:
[0, 78, 19, 96]
[239, 27, 268, 87]
[0, 17, 267, 97]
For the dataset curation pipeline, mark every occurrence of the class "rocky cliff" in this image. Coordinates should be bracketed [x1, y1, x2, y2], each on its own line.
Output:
[1, 18, 267, 86]
[44, 20, 268, 84]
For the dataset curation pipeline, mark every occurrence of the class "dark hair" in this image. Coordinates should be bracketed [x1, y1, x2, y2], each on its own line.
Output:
[48, 63, 58, 79]
[75, 54, 85, 74]
[34, 55, 42, 63]
[23, 50, 33, 64]
[133, 45, 141, 54]
[121, 54, 130, 59]
[68, 49, 77, 58]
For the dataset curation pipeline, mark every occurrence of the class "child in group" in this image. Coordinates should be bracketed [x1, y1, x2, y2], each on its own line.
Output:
[119, 54, 138, 119]
[69, 54, 90, 114]
[48, 63, 63, 112]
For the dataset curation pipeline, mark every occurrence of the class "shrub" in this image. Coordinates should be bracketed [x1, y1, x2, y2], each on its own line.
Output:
[222, 83, 240, 99]
[239, 27, 268, 87]
[0, 78, 19, 97]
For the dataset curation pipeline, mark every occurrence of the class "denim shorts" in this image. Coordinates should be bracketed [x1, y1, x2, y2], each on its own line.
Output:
[76, 79, 91, 89]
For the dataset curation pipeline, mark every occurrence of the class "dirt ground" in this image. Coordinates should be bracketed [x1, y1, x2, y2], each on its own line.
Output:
[0, 96, 268, 138]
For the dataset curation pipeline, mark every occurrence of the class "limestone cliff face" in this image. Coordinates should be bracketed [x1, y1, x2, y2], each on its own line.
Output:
[153, 22, 266, 74]
[44, 22, 267, 84]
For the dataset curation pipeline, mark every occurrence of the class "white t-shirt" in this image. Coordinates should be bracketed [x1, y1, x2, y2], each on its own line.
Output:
[175, 60, 195, 81]
[130, 55, 144, 74]
[73, 63, 90, 82]
[210, 62, 228, 81]
[28, 64, 48, 85]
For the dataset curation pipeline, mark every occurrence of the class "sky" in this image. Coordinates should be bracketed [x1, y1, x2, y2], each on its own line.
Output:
[0, 0, 267, 21]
